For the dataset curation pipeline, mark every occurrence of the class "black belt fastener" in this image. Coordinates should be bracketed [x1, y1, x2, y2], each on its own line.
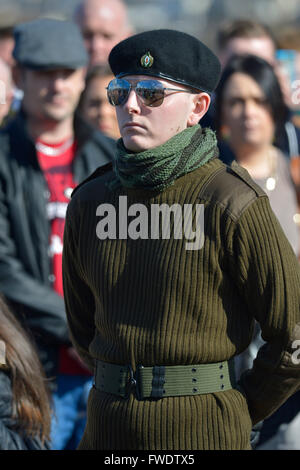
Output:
[94, 359, 236, 400]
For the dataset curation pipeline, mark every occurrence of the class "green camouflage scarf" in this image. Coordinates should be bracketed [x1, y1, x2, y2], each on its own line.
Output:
[109, 125, 219, 192]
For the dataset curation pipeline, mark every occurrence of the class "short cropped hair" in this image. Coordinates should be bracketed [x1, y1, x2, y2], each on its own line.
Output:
[85, 63, 113, 84]
[277, 27, 300, 52]
[217, 19, 278, 52]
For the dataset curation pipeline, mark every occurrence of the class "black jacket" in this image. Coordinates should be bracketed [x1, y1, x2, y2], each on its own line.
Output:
[0, 111, 115, 379]
[0, 370, 50, 450]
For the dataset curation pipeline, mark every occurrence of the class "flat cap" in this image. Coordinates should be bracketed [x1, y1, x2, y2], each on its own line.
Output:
[109, 29, 221, 94]
[13, 18, 88, 70]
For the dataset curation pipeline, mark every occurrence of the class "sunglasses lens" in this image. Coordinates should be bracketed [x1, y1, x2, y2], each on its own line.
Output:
[107, 79, 166, 107]
[136, 80, 165, 107]
[107, 79, 130, 106]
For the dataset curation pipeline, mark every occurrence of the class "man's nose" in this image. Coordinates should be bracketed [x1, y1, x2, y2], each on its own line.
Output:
[123, 88, 141, 112]
[91, 34, 105, 50]
[52, 73, 66, 91]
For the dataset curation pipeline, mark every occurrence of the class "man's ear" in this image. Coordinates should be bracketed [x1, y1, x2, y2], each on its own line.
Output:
[187, 92, 211, 127]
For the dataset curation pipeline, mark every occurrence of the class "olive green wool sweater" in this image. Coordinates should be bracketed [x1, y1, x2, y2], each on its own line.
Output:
[63, 158, 300, 450]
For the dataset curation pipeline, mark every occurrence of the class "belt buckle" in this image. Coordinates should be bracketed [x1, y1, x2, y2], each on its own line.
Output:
[123, 364, 137, 399]
[123, 364, 144, 399]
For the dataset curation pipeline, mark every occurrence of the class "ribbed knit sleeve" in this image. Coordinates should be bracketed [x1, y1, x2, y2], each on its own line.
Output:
[62, 197, 96, 372]
[228, 195, 300, 425]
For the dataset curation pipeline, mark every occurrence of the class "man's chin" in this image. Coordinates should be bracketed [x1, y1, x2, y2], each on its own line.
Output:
[43, 108, 73, 123]
[122, 137, 149, 153]
[90, 55, 107, 67]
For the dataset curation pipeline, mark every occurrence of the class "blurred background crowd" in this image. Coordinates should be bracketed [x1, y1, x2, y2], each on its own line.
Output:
[0, 0, 299, 130]
[0, 0, 299, 453]
[0, 0, 299, 48]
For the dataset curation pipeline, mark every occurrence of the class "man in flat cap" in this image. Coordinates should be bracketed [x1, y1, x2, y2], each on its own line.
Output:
[0, 17, 115, 450]
[62, 29, 300, 450]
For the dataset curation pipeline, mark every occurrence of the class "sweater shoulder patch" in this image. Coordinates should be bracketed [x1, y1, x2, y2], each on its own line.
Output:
[230, 161, 267, 197]
[199, 162, 267, 221]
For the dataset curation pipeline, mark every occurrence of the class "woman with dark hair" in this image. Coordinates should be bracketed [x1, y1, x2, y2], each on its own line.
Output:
[215, 54, 299, 258]
[0, 296, 52, 449]
[215, 54, 300, 450]
[78, 64, 120, 140]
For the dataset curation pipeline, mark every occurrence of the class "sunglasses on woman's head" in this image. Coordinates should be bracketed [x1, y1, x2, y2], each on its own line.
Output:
[106, 78, 196, 108]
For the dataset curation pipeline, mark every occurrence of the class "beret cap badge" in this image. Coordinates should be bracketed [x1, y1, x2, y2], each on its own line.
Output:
[140, 51, 154, 68]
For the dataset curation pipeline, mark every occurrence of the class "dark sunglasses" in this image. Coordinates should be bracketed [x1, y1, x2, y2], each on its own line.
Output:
[106, 78, 195, 108]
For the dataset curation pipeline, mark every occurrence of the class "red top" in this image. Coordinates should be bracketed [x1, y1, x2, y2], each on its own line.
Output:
[37, 137, 91, 376]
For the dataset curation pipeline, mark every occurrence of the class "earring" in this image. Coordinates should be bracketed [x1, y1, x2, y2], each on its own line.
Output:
[220, 124, 230, 140]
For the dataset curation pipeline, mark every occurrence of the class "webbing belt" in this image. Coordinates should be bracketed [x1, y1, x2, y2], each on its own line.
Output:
[94, 359, 236, 400]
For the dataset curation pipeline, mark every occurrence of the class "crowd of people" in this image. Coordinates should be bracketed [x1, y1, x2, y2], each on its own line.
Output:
[0, 0, 299, 451]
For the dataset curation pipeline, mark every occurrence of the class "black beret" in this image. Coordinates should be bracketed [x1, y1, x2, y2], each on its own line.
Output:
[13, 18, 88, 70]
[108, 29, 221, 94]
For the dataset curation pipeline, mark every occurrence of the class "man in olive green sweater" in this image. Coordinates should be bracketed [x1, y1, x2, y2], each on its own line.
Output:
[62, 29, 300, 450]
